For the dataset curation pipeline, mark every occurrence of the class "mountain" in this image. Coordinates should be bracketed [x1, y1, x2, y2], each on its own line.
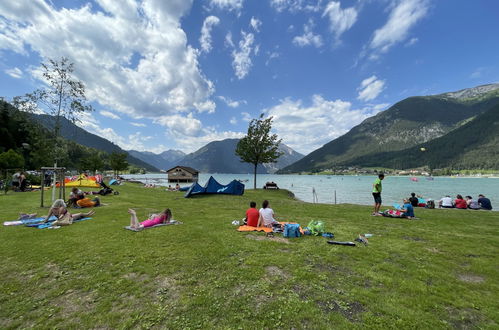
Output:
[32, 114, 159, 172]
[347, 103, 499, 170]
[128, 149, 186, 171]
[280, 84, 499, 173]
[177, 138, 303, 174]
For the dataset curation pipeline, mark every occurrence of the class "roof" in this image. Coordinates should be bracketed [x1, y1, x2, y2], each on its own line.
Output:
[166, 166, 199, 174]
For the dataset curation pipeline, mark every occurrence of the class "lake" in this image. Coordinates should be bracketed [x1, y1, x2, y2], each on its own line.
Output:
[121, 173, 498, 208]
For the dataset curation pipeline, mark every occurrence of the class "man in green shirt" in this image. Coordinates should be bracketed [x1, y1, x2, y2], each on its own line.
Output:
[372, 173, 385, 215]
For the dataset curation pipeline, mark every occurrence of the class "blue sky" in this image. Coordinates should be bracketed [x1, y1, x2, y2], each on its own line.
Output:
[1, 0, 498, 155]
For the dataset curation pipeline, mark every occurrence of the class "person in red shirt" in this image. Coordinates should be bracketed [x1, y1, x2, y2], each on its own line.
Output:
[454, 194, 467, 209]
[245, 201, 260, 227]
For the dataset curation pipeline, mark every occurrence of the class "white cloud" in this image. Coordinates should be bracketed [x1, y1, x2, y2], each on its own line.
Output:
[225, 31, 235, 48]
[208, 0, 244, 12]
[241, 112, 252, 122]
[265, 51, 280, 66]
[131, 122, 147, 127]
[405, 37, 418, 47]
[0, 0, 215, 120]
[218, 95, 246, 108]
[266, 95, 381, 154]
[230, 117, 237, 124]
[470, 67, 485, 79]
[293, 19, 323, 48]
[100, 110, 121, 120]
[174, 127, 244, 152]
[322, 1, 358, 42]
[357, 75, 386, 102]
[369, 0, 429, 57]
[250, 17, 262, 32]
[200, 16, 220, 53]
[231, 31, 255, 79]
[270, 0, 321, 13]
[4, 67, 23, 78]
[153, 113, 203, 137]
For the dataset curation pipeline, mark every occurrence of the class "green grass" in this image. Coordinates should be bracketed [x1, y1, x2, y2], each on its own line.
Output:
[1, 184, 498, 329]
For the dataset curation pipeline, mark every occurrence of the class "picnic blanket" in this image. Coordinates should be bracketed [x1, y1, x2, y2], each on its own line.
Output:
[237, 222, 304, 234]
[124, 220, 182, 232]
[26, 217, 93, 229]
[3, 216, 57, 226]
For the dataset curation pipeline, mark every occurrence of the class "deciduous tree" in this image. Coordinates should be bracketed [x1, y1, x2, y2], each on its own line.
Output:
[235, 114, 283, 189]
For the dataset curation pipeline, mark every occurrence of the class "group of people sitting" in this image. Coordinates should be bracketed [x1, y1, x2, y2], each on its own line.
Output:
[244, 200, 278, 227]
[438, 194, 493, 210]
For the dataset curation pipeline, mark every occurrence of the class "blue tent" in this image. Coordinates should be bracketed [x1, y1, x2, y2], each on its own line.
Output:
[184, 176, 245, 198]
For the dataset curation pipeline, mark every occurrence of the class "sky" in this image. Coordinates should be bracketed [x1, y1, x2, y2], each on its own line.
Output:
[1, 0, 499, 155]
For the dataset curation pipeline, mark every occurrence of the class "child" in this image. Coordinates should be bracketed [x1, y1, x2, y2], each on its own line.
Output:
[245, 201, 259, 227]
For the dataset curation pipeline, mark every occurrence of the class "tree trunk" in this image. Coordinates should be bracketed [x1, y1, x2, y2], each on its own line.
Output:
[253, 163, 257, 190]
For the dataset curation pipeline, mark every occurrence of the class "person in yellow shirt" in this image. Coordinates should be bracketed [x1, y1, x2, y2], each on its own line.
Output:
[371, 173, 385, 216]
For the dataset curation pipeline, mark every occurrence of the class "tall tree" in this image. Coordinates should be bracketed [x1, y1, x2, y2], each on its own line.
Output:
[235, 114, 283, 189]
[109, 152, 129, 177]
[15, 57, 93, 164]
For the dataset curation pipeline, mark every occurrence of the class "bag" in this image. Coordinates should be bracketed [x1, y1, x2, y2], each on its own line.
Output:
[283, 223, 301, 238]
[425, 200, 435, 209]
[307, 220, 325, 236]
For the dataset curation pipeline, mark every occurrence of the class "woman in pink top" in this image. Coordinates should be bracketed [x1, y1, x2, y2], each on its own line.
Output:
[128, 208, 172, 230]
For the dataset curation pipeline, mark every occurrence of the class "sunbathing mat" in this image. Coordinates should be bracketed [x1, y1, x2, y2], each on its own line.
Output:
[3, 216, 57, 226]
[238, 222, 305, 235]
[26, 217, 93, 229]
[124, 220, 183, 232]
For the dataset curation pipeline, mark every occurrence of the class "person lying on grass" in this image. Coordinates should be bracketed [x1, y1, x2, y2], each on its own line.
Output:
[128, 208, 172, 230]
[257, 200, 278, 228]
[43, 199, 95, 225]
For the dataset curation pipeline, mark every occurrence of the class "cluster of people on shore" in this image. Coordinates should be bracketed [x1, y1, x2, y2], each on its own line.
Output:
[438, 194, 492, 210]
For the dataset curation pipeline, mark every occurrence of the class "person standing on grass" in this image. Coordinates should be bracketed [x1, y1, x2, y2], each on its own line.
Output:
[371, 173, 385, 216]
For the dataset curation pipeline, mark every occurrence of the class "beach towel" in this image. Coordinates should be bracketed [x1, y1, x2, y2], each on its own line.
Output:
[26, 217, 93, 228]
[237, 225, 273, 233]
[3, 216, 57, 226]
[124, 220, 182, 232]
[237, 222, 304, 234]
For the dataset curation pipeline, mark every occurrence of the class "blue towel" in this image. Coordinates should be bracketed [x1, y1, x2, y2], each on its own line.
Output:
[3, 216, 57, 226]
[26, 217, 92, 228]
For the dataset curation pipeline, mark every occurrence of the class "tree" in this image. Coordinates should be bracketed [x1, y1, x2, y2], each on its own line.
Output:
[15, 57, 93, 164]
[80, 153, 105, 175]
[109, 152, 129, 176]
[235, 114, 283, 189]
[0, 149, 25, 170]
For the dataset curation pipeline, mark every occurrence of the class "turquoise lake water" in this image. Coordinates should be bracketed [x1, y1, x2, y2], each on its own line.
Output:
[122, 173, 498, 208]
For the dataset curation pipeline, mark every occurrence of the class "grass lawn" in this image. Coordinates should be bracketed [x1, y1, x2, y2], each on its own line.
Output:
[0, 183, 498, 329]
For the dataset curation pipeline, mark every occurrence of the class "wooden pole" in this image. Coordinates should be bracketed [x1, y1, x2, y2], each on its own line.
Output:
[334, 190, 337, 204]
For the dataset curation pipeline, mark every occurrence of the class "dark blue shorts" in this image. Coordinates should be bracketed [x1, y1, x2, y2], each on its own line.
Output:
[372, 192, 382, 204]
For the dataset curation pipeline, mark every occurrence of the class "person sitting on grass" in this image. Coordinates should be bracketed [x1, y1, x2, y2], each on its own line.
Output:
[245, 201, 259, 227]
[43, 199, 95, 225]
[454, 194, 467, 209]
[399, 198, 415, 219]
[257, 200, 278, 228]
[478, 194, 493, 210]
[465, 196, 480, 210]
[438, 195, 454, 208]
[409, 192, 419, 207]
[128, 208, 172, 230]
[68, 187, 85, 207]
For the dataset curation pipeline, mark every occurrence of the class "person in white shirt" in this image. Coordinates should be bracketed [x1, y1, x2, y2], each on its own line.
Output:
[438, 195, 454, 208]
[257, 200, 278, 227]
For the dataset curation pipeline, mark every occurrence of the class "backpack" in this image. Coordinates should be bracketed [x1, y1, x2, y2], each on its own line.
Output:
[307, 220, 325, 236]
[283, 223, 301, 238]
